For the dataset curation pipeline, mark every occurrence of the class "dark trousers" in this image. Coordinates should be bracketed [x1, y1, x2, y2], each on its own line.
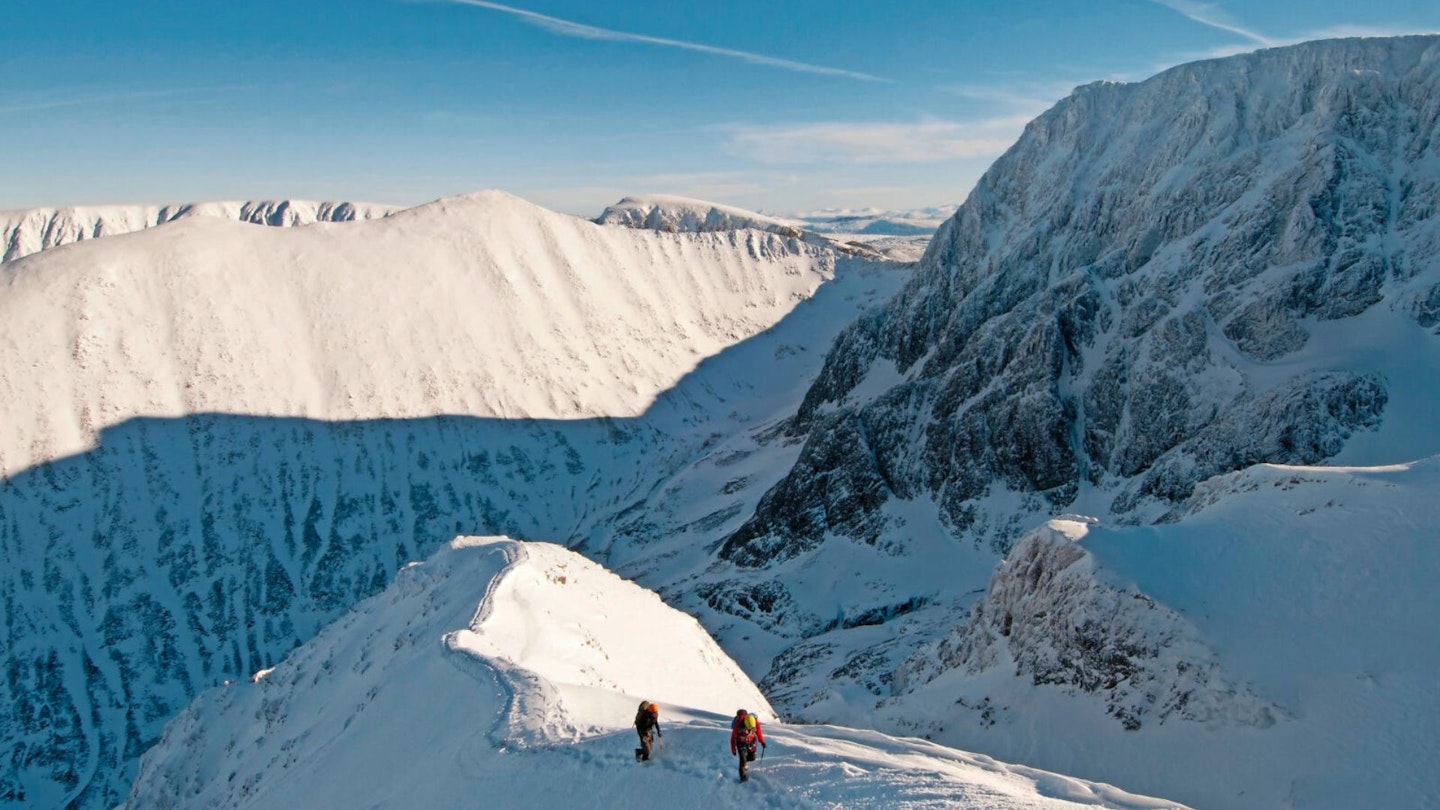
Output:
[636, 728, 655, 761]
[736, 744, 756, 780]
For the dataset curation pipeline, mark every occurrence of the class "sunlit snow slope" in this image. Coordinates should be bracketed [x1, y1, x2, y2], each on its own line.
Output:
[0, 189, 836, 476]
[125, 538, 1182, 810]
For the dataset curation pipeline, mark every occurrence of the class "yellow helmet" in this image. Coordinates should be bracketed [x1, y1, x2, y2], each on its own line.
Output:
[744, 714, 757, 729]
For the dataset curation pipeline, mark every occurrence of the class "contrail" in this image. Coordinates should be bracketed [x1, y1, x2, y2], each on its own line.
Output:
[1148, 0, 1275, 46]
[436, 0, 888, 82]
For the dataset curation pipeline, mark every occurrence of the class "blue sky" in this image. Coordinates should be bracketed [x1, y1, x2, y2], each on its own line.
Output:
[4, 0, 1437, 216]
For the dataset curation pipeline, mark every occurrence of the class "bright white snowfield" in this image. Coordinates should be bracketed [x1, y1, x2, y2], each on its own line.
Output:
[125, 537, 1182, 810]
[0, 190, 836, 476]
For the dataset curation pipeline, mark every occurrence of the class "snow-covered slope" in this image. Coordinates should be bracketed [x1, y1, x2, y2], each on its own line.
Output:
[596, 194, 887, 259]
[0, 189, 836, 477]
[1, 199, 396, 262]
[885, 460, 1440, 809]
[0, 189, 909, 807]
[125, 537, 1182, 810]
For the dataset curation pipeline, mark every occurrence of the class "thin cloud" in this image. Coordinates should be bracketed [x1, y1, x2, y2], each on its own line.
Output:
[727, 118, 1027, 165]
[1148, 0, 1275, 46]
[435, 0, 886, 82]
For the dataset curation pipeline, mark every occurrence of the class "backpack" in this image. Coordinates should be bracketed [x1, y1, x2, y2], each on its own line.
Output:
[636, 701, 657, 730]
[733, 713, 757, 746]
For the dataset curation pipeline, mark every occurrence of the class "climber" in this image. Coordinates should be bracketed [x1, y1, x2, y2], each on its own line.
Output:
[634, 700, 662, 761]
[729, 708, 766, 781]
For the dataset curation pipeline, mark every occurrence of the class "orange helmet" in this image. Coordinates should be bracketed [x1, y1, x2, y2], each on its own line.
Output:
[648, 702, 659, 714]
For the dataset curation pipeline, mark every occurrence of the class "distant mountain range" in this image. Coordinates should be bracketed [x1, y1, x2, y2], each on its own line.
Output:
[0, 199, 397, 262]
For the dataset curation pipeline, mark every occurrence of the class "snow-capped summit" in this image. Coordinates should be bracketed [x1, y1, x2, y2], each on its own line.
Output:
[124, 537, 1182, 810]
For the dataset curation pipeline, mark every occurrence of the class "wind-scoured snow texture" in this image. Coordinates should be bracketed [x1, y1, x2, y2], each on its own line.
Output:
[0, 189, 862, 807]
[596, 194, 886, 259]
[0, 189, 835, 478]
[0, 199, 396, 262]
[732, 36, 1440, 568]
[124, 537, 1183, 810]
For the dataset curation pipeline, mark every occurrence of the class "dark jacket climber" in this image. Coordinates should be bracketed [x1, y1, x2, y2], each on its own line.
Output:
[634, 700, 662, 762]
[729, 709, 766, 781]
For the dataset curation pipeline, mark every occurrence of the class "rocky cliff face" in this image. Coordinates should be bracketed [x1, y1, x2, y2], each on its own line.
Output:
[893, 519, 1278, 732]
[721, 36, 1438, 569]
[687, 36, 1440, 734]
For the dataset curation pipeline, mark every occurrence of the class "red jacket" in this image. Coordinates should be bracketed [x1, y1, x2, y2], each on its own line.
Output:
[730, 716, 765, 754]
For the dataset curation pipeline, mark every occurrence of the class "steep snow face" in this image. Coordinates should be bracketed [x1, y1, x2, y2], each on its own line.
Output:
[0, 199, 396, 262]
[596, 194, 886, 259]
[124, 537, 1182, 810]
[0, 188, 907, 807]
[0, 189, 836, 478]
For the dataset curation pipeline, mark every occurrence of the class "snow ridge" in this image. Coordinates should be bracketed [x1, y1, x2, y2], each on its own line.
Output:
[124, 537, 1182, 810]
[1, 198, 396, 262]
